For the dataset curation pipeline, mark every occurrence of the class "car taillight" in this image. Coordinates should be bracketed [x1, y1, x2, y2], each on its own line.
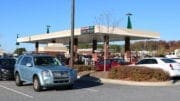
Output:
[169, 64, 174, 70]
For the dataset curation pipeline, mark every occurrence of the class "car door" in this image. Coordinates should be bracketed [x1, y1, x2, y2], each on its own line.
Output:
[25, 57, 34, 82]
[19, 57, 28, 80]
[20, 56, 33, 81]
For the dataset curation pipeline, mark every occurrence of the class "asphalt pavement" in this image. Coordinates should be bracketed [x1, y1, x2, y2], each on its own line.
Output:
[1, 79, 180, 101]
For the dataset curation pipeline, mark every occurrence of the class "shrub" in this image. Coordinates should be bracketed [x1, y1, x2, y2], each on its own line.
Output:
[108, 66, 170, 81]
[73, 65, 95, 72]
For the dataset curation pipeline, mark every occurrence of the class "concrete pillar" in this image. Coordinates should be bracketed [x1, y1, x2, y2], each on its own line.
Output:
[35, 42, 39, 53]
[103, 35, 109, 71]
[124, 37, 131, 62]
[104, 35, 109, 60]
[92, 39, 97, 64]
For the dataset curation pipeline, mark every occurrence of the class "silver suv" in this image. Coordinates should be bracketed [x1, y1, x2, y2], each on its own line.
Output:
[14, 54, 77, 92]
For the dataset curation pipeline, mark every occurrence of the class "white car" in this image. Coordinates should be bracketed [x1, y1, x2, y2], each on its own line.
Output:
[135, 57, 180, 77]
[171, 58, 180, 63]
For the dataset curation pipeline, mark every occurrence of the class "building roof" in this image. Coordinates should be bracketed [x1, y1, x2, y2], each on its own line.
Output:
[17, 25, 160, 44]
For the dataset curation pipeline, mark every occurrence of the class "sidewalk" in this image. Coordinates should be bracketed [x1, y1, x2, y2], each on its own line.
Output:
[78, 71, 176, 86]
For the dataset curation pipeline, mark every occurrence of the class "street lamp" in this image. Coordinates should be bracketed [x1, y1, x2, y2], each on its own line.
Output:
[70, 0, 75, 67]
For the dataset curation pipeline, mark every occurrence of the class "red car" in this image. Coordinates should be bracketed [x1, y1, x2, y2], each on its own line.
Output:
[95, 59, 120, 71]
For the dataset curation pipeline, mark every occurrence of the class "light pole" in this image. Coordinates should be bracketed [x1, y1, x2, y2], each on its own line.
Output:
[70, 0, 75, 67]
[16, 34, 20, 55]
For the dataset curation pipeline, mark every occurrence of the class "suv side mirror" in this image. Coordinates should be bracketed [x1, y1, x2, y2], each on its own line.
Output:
[26, 63, 32, 67]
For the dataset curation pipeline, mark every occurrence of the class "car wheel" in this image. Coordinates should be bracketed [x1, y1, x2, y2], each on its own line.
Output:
[15, 73, 23, 86]
[33, 76, 42, 92]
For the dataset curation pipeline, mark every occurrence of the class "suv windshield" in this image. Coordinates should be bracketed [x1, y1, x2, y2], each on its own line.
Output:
[34, 56, 61, 66]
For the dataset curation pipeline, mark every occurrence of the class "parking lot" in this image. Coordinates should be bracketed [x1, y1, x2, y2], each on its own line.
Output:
[1, 79, 180, 101]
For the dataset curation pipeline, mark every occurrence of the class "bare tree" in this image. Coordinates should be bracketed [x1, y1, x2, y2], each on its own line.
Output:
[94, 11, 120, 33]
[94, 11, 121, 72]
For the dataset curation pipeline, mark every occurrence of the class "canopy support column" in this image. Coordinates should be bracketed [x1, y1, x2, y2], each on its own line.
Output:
[35, 42, 39, 53]
[92, 39, 97, 65]
[104, 35, 109, 72]
[124, 37, 131, 62]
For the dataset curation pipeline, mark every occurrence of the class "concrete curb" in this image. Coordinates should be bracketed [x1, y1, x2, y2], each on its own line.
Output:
[100, 78, 173, 86]
[78, 75, 174, 86]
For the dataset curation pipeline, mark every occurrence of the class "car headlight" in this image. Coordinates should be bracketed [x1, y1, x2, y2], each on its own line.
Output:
[42, 71, 51, 77]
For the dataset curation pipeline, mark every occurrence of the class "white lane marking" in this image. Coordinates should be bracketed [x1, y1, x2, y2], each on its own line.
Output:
[0, 85, 34, 99]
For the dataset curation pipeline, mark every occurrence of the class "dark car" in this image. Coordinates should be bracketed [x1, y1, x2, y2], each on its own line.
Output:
[95, 59, 120, 71]
[111, 58, 129, 65]
[0, 58, 16, 80]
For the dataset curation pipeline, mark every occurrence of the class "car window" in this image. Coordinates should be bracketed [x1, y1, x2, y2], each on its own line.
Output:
[112, 59, 125, 63]
[161, 59, 176, 63]
[137, 59, 158, 64]
[20, 57, 32, 66]
[99, 59, 111, 64]
[34, 56, 61, 66]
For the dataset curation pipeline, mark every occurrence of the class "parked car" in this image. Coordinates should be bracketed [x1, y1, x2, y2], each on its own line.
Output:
[111, 58, 129, 65]
[170, 58, 180, 63]
[14, 54, 77, 92]
[134, 57, 180, 77]
[0, 58, 16, 80]
[95, 59, 120, 71]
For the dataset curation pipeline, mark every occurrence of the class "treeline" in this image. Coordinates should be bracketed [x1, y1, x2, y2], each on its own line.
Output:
[131, 40, 180, 55]
[78, 40, 180, 55]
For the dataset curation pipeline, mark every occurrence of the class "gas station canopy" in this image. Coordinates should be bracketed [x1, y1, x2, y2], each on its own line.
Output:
[17, 25, 160, 44]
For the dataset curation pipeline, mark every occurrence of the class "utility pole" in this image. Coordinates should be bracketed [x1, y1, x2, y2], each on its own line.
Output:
[70, 0, 75, 67]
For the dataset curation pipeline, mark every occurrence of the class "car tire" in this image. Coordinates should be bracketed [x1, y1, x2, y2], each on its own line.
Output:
[15, 73, 23, 86]
[33, 76, 42, 92]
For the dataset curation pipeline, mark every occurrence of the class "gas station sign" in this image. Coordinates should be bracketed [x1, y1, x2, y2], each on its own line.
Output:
[81, 26, 95, 34]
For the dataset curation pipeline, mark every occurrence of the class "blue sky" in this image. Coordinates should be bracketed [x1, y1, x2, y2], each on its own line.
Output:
[0, 0, 180, 52]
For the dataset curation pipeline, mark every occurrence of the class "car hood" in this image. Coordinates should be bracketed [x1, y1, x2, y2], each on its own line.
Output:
[36, 65, 71, 71]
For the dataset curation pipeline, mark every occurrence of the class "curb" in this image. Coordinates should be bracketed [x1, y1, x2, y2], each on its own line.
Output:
[100, 78, 173, 86]
[78, 76, 174, 86]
